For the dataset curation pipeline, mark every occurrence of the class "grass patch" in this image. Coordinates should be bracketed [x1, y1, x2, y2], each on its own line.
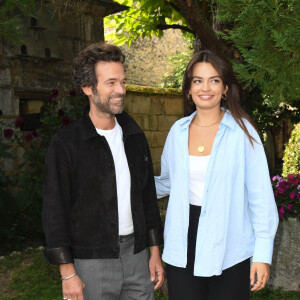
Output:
[0, 249, 299, 299]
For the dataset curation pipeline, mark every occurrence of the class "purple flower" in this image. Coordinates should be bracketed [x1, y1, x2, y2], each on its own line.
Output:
[290, 192, 295, 200]
[278, 181, 286, 188]
[15, 117, 24, 128]
[58, 109, 64, 117]
[52, 89, 59, 97]
[24, 132, 33, 142]
[287, 204, 293, 210]
[279, 204, 285, 214]
[278, 188, 285, 194]
[3, 128, 13, 138]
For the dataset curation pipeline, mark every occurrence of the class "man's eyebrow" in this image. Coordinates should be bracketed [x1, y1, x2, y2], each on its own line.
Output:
[105, 77, 127, 82]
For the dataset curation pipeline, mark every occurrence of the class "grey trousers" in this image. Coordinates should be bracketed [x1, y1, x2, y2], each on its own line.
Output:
[74, 234, 155, 300]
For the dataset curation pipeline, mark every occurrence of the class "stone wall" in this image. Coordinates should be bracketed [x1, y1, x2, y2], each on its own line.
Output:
[124, 85, 183, 175]
[106, 29, 190, 87]
[269, 218, 300, 291]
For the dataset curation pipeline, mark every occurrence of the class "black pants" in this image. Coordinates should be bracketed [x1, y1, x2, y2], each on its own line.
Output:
[166, 204, 250, 300]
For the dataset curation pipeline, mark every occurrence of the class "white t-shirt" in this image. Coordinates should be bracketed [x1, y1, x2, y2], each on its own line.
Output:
[96, 119, 133, 235]
[189, 155, 210, 206]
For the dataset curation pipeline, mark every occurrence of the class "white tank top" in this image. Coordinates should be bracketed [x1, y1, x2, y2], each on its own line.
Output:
[96, 119, 133, 235]
[189, 155, 210, 206]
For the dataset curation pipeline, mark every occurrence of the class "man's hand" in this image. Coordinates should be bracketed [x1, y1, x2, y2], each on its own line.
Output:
[250, 262, 270, 292]
[60, 263, 85, 300]
[149, 246, 164, 291]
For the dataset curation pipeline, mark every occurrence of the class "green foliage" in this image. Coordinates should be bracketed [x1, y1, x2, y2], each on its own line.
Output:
[1, 248, 300, 299]
[104, 0, 193, 46]
[216, 0, 300, 108]
[0, 90, 86, 252]
[0, 0, 35, 42]
[282, 123, 300, 177]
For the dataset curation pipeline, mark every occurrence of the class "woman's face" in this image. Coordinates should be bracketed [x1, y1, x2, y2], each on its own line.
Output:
[189, 62, 227, 111]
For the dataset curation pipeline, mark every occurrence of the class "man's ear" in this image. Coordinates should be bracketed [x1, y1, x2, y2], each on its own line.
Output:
[81, 86, 93, 97]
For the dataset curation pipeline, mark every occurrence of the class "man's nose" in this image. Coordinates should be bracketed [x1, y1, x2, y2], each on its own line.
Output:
[115, 81, 126, 94]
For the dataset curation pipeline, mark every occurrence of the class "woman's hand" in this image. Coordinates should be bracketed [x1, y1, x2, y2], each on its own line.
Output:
[250, 262, 270, 291]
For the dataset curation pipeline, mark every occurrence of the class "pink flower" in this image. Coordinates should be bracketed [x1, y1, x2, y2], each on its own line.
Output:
[287, 204, 293, 210]
[294, 180, 298, 185]
[278, 188, 285, 194]
[296, 193, 300, 199]
[69, 90, 76, 97]
[62, 116, 71, 126]
[279, 212, 284, 219]
[15, 117, 24, 128]
[279, 204, 285, 214]
[285, 185, 289, 189]
[3, 128, 13, 138]
[31, 130, 39, 138]
[290, 192, 295, 199]
[24, 132, 33, 142]
[274, 191, 278, 197]
[278, 181, 286, 188]
[287, 174, 294, 180]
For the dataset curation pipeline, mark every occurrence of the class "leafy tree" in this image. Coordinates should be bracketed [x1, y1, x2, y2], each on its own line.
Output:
[105, 0, 300, 109]
[0, 0, 35, 42]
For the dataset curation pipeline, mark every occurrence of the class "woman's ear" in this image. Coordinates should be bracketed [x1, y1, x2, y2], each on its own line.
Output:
[224, 85, 229, 94]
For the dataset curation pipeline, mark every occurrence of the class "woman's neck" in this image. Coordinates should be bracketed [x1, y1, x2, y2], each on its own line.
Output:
[193, 108, 223, 127]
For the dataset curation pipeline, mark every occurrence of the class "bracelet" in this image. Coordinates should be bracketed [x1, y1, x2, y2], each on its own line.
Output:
[61, 272, 76, 280]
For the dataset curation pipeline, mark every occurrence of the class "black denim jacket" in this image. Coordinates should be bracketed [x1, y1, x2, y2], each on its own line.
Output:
[42, 107, 163, 264]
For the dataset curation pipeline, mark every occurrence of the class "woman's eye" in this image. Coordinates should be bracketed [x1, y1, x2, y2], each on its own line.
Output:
[193, 80, 201, 84]
[212, 79, 220, 84]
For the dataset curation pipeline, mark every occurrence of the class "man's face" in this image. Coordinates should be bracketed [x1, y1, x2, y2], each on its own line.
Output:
[91, 61, 126, 115]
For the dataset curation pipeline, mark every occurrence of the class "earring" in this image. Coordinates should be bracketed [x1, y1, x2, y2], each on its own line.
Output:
[222, 92, 227, 101]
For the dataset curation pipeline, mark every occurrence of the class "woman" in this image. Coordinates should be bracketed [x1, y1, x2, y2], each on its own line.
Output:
[155, 50, 278, 300]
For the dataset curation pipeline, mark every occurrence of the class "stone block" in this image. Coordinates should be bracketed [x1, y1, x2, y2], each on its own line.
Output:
[0, 88, 14, 115]
[269, 218, 300, 291]
[149, 146, 163, 168]
[131, 114, 158, 131]
[125, 95, 151, 114]
[150, 97, 165, 114]
[145, 131, 168, 147]
[158, 115, 179, 131]
[0, 68, 11, 85]
[164, 97, 183, 115]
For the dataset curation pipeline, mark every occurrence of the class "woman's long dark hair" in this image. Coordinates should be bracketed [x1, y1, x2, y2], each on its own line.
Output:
[182, 50, 257, 146]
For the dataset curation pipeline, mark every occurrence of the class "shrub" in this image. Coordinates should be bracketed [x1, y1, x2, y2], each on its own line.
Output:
[0, 89, 86, 252]
[282, 123, 300, 177]
[272, 174, 300, 220]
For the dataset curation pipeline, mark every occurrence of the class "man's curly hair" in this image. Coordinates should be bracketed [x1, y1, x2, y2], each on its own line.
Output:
[72, 42, 125, 92]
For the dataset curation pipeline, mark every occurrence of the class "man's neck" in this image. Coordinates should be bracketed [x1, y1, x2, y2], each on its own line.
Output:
[89, 106, 115, 130]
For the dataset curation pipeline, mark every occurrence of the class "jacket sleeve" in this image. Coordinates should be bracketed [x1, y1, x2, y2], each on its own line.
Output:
[245, 126, 279, 264]
[42, 134, 74, 264]
[142, 135, 164, 247]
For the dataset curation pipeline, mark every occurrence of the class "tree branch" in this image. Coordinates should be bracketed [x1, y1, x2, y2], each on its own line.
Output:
[156, 23, 195, 34]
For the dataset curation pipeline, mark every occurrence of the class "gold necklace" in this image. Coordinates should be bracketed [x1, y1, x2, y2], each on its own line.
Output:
[195, 113, 223, 153]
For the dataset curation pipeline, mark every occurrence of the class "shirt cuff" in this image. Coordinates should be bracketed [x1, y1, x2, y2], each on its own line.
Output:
[252, 237, 275, 265]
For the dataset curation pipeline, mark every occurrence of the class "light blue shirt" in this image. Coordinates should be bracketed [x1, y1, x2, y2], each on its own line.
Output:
[155, 110, 279, 277]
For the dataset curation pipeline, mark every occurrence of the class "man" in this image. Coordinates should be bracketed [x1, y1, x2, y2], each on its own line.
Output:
[43, 42, 164, 300]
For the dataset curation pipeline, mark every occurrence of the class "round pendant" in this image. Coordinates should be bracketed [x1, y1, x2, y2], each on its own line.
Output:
[198, 146, 205, 153]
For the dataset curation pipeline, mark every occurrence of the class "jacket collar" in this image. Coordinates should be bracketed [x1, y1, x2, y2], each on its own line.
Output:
[178, 108, 236, 130]
[80, 106, 142, 141]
